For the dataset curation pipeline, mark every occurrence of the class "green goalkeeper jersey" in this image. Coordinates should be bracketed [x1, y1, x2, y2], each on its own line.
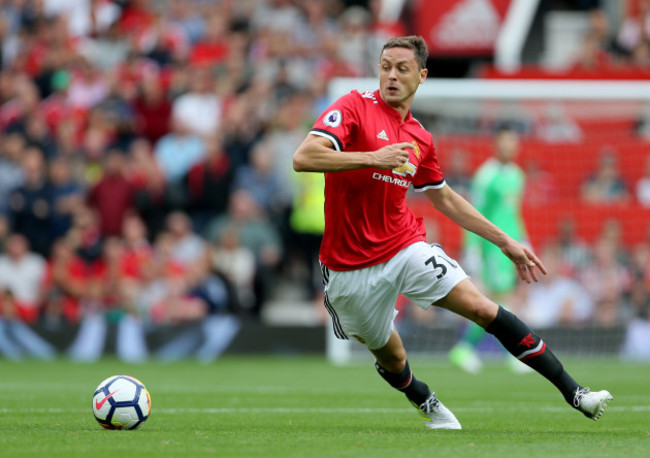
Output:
[465, 157, 526, 292]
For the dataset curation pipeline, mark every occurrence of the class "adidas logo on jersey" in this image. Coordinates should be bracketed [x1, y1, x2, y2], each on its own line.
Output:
[377, 130, 389, 141]
[361, 91, 378, 103]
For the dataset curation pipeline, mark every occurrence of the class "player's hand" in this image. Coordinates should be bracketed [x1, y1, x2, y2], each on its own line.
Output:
[371, 142, 412, 169]
[500, 240, 547, 283]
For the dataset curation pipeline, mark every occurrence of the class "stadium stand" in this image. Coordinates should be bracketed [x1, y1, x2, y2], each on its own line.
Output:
[0, 0, 648, 361]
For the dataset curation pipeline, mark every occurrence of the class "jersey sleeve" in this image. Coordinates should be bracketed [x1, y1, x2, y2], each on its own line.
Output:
[412, 140, 445, 192]
[309, 91, 360, 152]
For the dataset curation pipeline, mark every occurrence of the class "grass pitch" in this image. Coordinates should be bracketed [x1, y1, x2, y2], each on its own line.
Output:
[0, 356, 648, 457]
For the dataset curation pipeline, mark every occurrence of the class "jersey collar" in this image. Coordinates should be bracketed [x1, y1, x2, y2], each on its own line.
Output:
[375, 89, 413, 123]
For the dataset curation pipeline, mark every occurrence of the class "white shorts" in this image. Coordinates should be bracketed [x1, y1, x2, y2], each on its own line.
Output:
[321, 242, 468, 350]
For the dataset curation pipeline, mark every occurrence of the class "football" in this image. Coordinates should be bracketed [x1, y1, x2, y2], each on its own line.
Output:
[92, 375, 152, 430]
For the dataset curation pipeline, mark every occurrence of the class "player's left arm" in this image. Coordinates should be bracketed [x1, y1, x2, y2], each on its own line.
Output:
[423, 184, 547, 283]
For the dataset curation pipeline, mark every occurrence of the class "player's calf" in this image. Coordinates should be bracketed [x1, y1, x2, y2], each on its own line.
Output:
[485, 306, 593, 406]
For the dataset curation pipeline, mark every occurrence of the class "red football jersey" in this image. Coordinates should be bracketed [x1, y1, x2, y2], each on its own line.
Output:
[311, 89, 445, 270]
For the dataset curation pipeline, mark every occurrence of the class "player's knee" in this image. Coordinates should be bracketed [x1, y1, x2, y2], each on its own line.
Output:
[468, 299, 499, 329]
[376, 349, 407, 373]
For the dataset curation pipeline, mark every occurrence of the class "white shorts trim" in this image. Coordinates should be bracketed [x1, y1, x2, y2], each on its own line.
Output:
[321, 242, 468, 350]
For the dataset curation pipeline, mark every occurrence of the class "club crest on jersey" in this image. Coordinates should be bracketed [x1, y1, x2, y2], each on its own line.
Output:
[392, 140, 419, 177]
[411, 140, 421, 159]
[323, 109, 342, 128]
[393, 160, 416, 177]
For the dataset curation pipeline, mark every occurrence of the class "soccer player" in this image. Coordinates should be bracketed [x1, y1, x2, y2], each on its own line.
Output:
[449, 125, 530, 374]
[292, 35, 612, 430]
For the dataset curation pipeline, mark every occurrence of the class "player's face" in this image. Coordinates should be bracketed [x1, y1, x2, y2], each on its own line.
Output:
[379, 47, 427, 110]
[495, 130, 520, 162]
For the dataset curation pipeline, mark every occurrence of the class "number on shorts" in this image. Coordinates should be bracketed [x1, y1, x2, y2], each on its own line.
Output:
[425, 254, 456, 279]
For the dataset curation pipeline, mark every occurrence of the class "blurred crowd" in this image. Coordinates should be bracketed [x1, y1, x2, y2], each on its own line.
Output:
[0, 0, 649, 361]
[569, 2, 650, 71]
[0, 0, 403, 334]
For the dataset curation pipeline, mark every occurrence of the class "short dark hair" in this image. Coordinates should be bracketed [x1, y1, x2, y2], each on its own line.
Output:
[381, 36, 429, 70]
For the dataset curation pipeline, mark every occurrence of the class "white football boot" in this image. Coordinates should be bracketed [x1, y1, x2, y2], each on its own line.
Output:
[412, 393, 462, 430]
[573, 387, 613, 420]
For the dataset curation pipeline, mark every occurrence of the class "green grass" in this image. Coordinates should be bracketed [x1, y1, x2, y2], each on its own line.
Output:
[0, 357, 648, 457]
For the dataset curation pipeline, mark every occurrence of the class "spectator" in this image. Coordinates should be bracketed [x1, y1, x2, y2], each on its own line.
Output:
[66, 58, 109, 110]
[523, 159, 557, 206]
[265, 91, 313, 212]
[49, 156, 83, 239]
[95, 73, 138, 152]
[535, 102, 583, 143]
[135, 10, 189, 67]
[205, 189, 283, 315]
[8, 146, 55, 257]
[42, 0, 120, 39]
[441, 148, 472, 200]
[628, 241, 650, 304]
[121, 213, 154, 282]
[67, 204, 103, 264]
[186, 252, 240, 362]
[555, 216, 592, 276]
[0, 234, 47, 324]
[165, 211, 206, 268]
[78, 126, 111, 187]
[367, 0, 407, 68]
[615, 0, 650, 56]
[68, 236, 148, 362]
[636, 103, 650, 140]
[0, 287, 55, 360]
[619, 278, 650, 361]
[78, 21, 130, 72]
[127, 137, 167, 238]
[211, 225, 257, 310]
[188, 9, 230, 67]
[220, 85, 266, 171]
[579, 239, 632, 327]
[132, 74, 172, 144]
[22, 112, 58, 158]
[336, 6, 372, 77]
[517, 243, 594, 328]
[636, 156, 650, 207]
[0, 132, 26, 215]
[598, 218, 628, 265]
[0, 215, 9, 253]
[630, 38, 650, 68]
[167, 0, 206, 45]
[580, 148, 631, 204]
[87, 150, 135, 237]
[171, 66, 222, 137]
[154, 114, 206, 186]
[116, 0, 156, 38]
[570, 30, 613, 71]
[149, 273, 205, 326]
[184, 133, 234, 233]
[137, 239, 224, 358]
[51, 118, 82, 163]
[41, 236, 87, 326]
[232, 140, 285, 220]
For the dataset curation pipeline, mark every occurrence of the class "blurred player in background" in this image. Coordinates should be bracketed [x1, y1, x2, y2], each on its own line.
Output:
[449, 125, 531, 374]
[293, 35, 612, 430]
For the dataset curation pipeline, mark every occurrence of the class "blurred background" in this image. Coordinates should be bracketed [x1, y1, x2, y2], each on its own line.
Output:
[0, 0, 648, 364]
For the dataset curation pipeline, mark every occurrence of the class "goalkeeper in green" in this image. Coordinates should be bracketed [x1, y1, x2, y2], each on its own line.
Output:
[449, 125, 531, 373]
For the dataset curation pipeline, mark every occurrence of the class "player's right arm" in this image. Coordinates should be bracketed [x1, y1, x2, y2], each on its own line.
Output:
[293, 135, 411, 173]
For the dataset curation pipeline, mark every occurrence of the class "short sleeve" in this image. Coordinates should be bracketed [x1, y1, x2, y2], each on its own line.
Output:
[309, 91, 360, 152]
[412, 141, 445, 192]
